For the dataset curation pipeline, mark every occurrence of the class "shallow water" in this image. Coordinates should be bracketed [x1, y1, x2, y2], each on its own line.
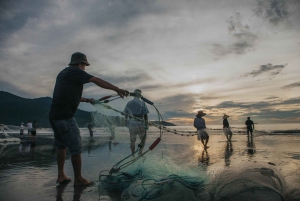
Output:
[0, 126, 300, 201]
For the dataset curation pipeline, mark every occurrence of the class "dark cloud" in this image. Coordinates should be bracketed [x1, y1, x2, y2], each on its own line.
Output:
[163, 110, 193, 118]
[152, 93, 196, 119]
[244, 63, 285, 77]
[204, 97, 300, 123]
[124, 78, 217, 92]
[288, 0, 300, 27]
[0, 0, 53, 46]
[212, 12, 258, 57]
[243, 109, 300, 122]
[96, 70, 153, 86]
[206, 96, 300, 111]
[208, 100, 272, 110]
[158, 94, 195, 105]
[280, 97, 300, 105]
[265, 96, 280, 100]
[254, 0, 289, 25]
[136, 84, 163, 91]
[282, 82, 300, 89]
[75, 0, 164, 28]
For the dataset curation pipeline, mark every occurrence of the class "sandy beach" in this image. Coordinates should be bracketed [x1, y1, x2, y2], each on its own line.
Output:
[0, 125, 300, 201]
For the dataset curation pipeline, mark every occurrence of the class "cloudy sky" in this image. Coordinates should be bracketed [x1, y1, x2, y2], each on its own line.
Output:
[0, 0, 299, 125]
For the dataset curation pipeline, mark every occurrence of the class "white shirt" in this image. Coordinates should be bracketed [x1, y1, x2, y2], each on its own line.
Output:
[27, 123, 32, 129]
[124, 97, 149, 128]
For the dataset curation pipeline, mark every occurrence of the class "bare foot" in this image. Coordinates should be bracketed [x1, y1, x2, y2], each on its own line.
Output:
[74, 178, 94, 186]
[56, 176, 72, 184]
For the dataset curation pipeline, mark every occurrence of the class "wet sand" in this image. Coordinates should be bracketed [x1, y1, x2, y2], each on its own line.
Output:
[0, 127, 300, 201]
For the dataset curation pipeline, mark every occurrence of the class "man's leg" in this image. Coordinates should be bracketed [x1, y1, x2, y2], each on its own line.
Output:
[72, 154, 90, 185]
[228, 130, 232, 141]
[130, 142, 135, 155]
[201, 138, 205, 146]
[205, 136, 209, 147]
[129, 128, 137, 155]
[138, 129, 146, 155]
[224, 129, 228, 141]
[57, 148, 71, 183]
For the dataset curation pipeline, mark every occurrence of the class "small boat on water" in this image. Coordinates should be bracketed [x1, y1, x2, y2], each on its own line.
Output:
[0, 125, 20, 143]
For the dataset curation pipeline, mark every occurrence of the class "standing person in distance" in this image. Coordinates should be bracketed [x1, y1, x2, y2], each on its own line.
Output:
[27, 120, 32, 137]
[245, 116, 255, 138]
[20, 122, 24, 137]
[87, 120, 93, 140]
[49, 52, 129, 186]
[222, 114, 232, 141]
[124, 89, 149, 156]
[194, 110, 210, 149]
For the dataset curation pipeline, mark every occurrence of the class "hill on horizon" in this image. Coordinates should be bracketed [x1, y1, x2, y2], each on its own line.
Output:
[0, 91, 176, 128]
[0, 91, 91, 127]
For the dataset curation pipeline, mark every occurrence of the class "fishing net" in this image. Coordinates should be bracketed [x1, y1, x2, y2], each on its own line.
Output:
[93, 93, 211, 200]
[91, 92, 164, 172]
[121, 174, 206, 201]
[99, 152, 209, 201]
[92, 93, 300, 201]
[209, 165, 287, 201]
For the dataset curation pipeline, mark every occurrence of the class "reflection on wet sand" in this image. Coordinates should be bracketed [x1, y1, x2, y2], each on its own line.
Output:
[18, 137, 37, 154]
[247, 133, 256, 156]
[56, 182, 89, 201]
[224, 140, 233, 166]
[198, 148, 210, 167]
[1, 130, 300, 201]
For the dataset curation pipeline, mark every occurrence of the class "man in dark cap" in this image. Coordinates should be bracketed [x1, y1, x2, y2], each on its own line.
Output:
[49, 52, 129, 186]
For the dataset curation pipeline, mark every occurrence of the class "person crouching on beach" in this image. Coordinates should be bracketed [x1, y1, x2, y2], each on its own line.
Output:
[222, 114, 232, 141]
[49, 52, 129, 186]
[194, 110, 209, 149]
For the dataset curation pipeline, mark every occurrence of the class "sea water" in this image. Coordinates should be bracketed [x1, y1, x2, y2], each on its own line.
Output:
[0, 124, 300, 200]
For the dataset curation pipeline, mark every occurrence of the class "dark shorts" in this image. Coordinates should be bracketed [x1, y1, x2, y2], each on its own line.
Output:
[49, 117, 82, 155]
[247, 126, 253, 132]
[20, 129, 23, 135]
[31, 131, 36, 136]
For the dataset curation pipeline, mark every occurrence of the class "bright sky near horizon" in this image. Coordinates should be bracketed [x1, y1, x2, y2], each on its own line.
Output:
[0, 0, 299, 125]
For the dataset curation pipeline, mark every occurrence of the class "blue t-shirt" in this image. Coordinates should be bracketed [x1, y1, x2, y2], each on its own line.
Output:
[194, 117, 206, 130]
[49, 67, 93, 120]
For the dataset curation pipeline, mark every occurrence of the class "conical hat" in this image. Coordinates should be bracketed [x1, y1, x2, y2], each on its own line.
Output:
[223, 114, 230, 119]
[196, 110, 206, 117]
